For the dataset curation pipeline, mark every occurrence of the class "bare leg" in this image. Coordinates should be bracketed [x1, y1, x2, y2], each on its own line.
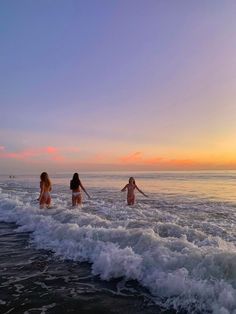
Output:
[72, 195, 76, 206]
[76, 195, 82, 206]
[127, 195, 135, 206]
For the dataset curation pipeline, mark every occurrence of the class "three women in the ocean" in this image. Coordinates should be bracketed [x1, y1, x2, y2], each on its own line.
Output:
[70, 173, 90, 206]
[39, 173, 147, 208]
[121, 177, 148, 205]
[39, 172, 52, 209]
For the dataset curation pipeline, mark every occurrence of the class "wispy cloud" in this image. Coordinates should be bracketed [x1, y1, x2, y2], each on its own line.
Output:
[120, 152, 165, 165]
[45, 146, 58, 154]
[119, 151, 200, 169]
[120, 152, 143, 163]
[1, 146, 236, 171]
[0, 146, 75, 163]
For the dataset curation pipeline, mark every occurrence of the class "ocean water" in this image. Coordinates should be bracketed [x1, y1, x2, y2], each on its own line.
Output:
[0, 171, 236, 314]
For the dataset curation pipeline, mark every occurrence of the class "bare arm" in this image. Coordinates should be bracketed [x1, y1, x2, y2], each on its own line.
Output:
[121, 184, 128, 192]
[80, 182, 91, 198]
[135, 185, 148, 197]
[38, 182, 44, 201]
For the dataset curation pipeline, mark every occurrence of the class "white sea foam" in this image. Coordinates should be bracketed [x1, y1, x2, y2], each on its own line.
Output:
[0, 174, 236, 313]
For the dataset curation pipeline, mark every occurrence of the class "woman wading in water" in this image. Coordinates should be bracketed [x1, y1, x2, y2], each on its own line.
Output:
[121, 177, 148, 205]
[70, 173, 90, 206]
[39, 172, 52, 208]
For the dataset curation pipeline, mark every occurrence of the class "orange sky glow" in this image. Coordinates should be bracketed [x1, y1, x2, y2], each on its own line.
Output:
[1, 1, 236, 173]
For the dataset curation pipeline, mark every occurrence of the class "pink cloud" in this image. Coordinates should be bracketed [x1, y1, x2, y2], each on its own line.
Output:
[119, 152, 200, 169]
[45, 146, 58, 154]
[51, 155, 66, 162]
[1, 147, 225, 170]
[0, 146, 67, 163]
[120, 152, 163, 164]
[120, 152, 143, 163]
[0, 147, 37, 160]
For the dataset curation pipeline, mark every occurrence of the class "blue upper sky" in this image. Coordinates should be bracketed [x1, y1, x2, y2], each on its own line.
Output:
[1, 1, 236, 172]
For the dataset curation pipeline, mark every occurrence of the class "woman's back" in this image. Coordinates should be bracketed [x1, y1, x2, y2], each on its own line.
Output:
[70, 179, 81, 191]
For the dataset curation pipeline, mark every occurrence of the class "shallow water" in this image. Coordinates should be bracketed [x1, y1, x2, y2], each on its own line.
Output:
[0, 171, 236, 313]
[0, 223, 166, 314]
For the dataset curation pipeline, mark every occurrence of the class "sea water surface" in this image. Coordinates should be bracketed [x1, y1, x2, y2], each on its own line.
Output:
[0, 171, 236, 314]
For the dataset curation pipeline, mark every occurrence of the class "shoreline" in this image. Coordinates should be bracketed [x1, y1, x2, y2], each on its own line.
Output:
[0, 221, 169, 314]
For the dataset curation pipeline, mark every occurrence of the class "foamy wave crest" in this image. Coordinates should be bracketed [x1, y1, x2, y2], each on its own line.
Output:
[0, 189, 236, 314]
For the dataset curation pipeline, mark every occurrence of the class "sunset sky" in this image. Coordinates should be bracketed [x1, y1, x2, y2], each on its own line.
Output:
[1, 1, 236, 173]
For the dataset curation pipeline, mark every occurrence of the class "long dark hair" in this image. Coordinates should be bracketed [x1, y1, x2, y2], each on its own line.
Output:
[70, 173, 80, 190]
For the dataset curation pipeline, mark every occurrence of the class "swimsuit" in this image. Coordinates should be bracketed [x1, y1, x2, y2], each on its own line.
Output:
[42, 192, 50, 197]
[72, 192, 81, 196]
[40, 191, 51, 207]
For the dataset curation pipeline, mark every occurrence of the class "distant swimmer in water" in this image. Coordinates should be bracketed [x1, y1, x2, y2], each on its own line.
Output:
[39, 172, 52, 209]
[121, 177, 148, 205]
[70, 173, 90, 206]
